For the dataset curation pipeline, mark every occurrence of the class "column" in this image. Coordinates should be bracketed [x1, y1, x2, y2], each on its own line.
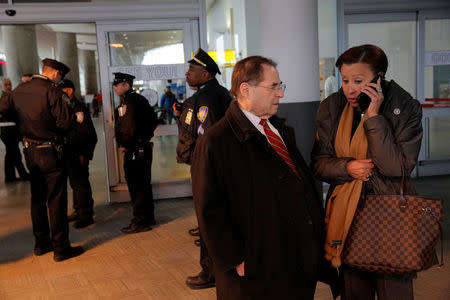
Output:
[258, 0, 320, 163]
[56, 32, 81, 98]
[2, 25, 40, 88]
[78, 49, 98, 95]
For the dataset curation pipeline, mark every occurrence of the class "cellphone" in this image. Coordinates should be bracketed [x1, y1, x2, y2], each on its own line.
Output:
[357, 74, 381, 112]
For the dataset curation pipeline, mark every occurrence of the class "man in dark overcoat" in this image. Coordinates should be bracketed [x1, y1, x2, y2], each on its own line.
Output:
[191, 56, 324, 299]
[174, 48, 231, 289]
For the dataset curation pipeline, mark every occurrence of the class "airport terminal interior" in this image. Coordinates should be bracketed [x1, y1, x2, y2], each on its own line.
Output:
[0, 0, 449, 299]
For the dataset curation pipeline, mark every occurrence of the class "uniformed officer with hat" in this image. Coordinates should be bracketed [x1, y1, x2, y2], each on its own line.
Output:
[113, 72, 158, 234]
[173, 48, 232, 289]
[59, 79, 97, 229]
[0, 58, 84, 262]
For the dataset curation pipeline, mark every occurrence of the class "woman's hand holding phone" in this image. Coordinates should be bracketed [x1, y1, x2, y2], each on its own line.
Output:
[361, 76, 384, 118]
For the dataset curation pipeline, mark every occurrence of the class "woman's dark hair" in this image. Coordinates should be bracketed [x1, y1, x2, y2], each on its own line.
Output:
[335, 44, 388, 75]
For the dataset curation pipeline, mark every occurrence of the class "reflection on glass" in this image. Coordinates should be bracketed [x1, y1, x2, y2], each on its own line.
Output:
[424, 19, 450, 160]
[348, 21, 416, 97]
[318, 0, 338, 100]
[153, 135, 190, 182]
[108, 30, 184, 66]
[428, 117, 450, 159]
[111, 79, 189, 182]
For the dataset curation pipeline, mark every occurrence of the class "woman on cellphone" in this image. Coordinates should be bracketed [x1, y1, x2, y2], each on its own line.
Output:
[312, 44, 422, 300]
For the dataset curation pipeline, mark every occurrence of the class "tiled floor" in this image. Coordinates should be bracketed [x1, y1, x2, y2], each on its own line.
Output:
[0, 117, 448, 299]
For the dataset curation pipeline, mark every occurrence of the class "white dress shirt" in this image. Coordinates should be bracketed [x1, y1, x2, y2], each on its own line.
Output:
[240, 108, 286, 145]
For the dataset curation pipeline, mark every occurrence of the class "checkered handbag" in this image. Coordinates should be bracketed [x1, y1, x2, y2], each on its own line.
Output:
[342, 181, 443, 275]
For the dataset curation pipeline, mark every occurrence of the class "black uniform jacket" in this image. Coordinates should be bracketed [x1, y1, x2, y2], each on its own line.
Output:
[114, 89, 158, 149]
[191, 101, 325, 299]
[176, 78, 231, 164]
[311, 79, 423, 201]
[66, 97, 97, 160]
[0, 76, 70, 141]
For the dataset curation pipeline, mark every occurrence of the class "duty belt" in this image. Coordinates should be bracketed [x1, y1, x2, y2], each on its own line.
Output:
[23, 138, 54, 149]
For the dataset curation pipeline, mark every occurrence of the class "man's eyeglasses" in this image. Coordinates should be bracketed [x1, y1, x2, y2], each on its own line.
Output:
[250, 83, 286, 93]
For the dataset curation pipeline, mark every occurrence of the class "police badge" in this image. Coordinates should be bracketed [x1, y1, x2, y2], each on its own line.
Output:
[75, 111, 84, 123]
[118, 104, 127, 117]
[197, 106, 208, 123]
[185, 108, 193, 125]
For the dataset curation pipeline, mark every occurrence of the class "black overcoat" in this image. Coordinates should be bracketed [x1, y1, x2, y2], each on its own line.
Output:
[191, 101, 325, 300]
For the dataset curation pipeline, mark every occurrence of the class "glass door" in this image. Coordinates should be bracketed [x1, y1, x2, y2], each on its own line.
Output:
[96, 21, 197, 202]
[417, 14, 450, 176]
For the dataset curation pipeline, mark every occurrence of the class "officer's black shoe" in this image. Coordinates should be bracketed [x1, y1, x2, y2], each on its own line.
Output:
[185, 271, 215, 290]
[67, 211, 79, 222]
[53, 246, 84, 262]
[73, 218, 94, 229]
[188, 227, 200, 236]
[20, 173, 31, 181]
[33, 243, 53, 256]
[121, 223, 152, 234]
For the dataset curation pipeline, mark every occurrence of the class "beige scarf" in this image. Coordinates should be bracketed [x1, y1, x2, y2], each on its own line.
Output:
[324, 103, 368, 268]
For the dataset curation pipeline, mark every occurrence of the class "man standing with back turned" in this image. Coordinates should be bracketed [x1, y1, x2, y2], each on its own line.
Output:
[0, 58, 84, 262]
[174, 48, 231, 290]
[191, 56, 324, 299]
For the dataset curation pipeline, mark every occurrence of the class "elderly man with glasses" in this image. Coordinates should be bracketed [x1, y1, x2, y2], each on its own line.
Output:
[191, 56, 325, 299]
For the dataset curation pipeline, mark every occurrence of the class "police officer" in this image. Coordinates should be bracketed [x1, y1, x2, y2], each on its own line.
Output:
[0, 58, 83, 262]
[113, 72, 158, 234]
[59, 79, 97, 229]
[174, 48, 232, 290]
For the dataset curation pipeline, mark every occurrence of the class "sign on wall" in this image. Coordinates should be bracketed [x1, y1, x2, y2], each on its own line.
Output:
[425, 51, 450, 66]
[109, 64, 186, 81]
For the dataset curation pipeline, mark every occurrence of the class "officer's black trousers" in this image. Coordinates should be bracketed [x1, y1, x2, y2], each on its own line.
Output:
[66, 152, 94, 220]
[200, 234, 215, 281]
[1, 127, 28, 180]
[123, 145, 155, 225]
[24, 145, 70, 253]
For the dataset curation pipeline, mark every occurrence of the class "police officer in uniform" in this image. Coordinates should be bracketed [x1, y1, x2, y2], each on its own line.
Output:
[113, 72, 158, 234]
[59, 79, 97, 229]
[0, 58, 84, 262]
[174, 48, 232, 289]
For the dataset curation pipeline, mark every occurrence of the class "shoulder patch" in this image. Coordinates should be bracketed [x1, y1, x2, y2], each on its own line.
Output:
[197, 106, 208, 123]
[118, 104, 127, 117]
[75, 111, 84, 123]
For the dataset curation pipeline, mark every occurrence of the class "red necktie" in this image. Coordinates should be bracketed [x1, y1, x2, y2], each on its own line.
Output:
[260, 119, 300, 178]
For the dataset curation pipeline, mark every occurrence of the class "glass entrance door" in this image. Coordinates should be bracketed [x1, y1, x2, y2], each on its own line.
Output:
[96, 21, 197, 201]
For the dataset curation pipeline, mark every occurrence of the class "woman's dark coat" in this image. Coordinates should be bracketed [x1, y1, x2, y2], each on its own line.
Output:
[191, 101, 325, 300]
[311, 80, 423, 282]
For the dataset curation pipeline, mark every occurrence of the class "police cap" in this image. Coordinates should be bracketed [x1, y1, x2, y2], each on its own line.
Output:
[42, 58, 70, 77]
[113, 72, 135, 86]
[188, 48, 221, 75]
[59, 79, 75, 90]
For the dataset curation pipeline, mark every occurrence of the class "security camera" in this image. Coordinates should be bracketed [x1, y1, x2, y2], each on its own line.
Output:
[5, 9, 16, 17]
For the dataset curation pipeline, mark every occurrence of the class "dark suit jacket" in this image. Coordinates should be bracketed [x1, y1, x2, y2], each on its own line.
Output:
[191, 100, 325, 300]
